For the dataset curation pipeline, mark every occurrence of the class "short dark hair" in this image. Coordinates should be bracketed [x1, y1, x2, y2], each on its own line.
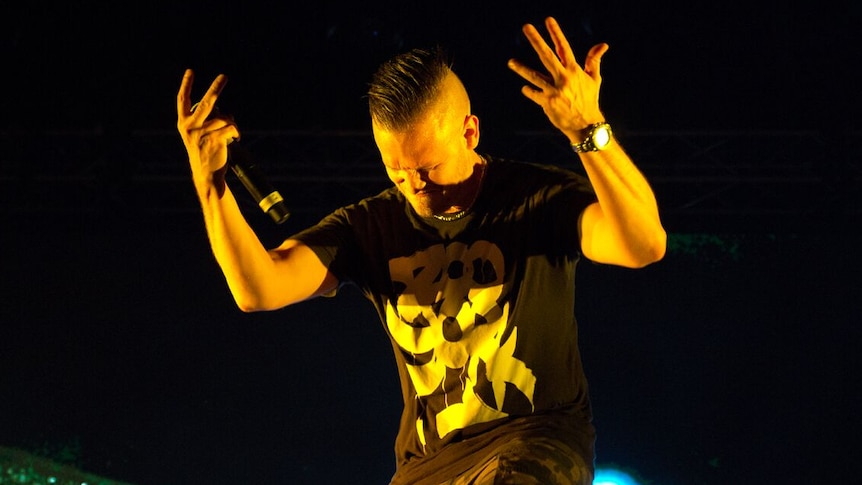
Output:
[367, 46, 452, 131]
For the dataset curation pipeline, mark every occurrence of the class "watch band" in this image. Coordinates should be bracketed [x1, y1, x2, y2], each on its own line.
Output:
[571, 122, 612, 153]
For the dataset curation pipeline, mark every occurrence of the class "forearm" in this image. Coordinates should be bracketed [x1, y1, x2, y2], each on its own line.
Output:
[507, 18, 665, 266]
[577, 139, 666, 265]
[193, 171, 283, 311]
[177, 70, 299, 309]
[579, 139, 659, 215]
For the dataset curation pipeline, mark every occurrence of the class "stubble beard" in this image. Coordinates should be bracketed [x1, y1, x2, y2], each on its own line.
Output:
[406, 188, 450, 219]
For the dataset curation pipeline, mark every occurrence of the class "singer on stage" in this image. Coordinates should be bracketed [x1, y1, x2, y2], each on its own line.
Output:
[176, 17, 665, 485]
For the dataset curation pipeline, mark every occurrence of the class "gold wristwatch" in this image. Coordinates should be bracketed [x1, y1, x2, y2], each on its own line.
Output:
[571, 122, 613, 153]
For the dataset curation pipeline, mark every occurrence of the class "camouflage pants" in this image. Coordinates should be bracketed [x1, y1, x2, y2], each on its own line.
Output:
[443, 436, 593, 485]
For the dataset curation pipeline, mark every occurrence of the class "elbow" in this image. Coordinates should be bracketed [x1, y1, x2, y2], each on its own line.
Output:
[632, 225, 667, 268]
[231, 285, 302, 313]
[231, 288, 281, 313]
[640, 243, 667, 267]
[233, 296, 267, 313]
[235, 301, 265, 313]
[235, 298, 289, 313]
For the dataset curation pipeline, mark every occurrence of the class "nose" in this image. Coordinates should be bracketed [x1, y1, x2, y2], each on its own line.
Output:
[399, 169, 427, 190]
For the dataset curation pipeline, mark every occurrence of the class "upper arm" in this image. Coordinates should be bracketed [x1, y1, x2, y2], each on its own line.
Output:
[579, 201, 667, 268]
[578, 201, 644, 268]
[242, 238, 339, 311]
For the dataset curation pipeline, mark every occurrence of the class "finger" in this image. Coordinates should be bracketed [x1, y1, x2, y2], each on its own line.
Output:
[507, 58, 555, 91]
[199, 123, 241, 151]
[203, 117, 240, 138]
[521, 22, 562, 76]
[583, 43, 609, 79]
[518, 84, 546, 108]
[545, 17, 577, 69]
[177, 69, 195, 119]
[191, 74, 228, 122]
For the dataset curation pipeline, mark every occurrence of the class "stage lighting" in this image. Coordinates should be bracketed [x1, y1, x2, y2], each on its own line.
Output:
[594, 466, 641, 485]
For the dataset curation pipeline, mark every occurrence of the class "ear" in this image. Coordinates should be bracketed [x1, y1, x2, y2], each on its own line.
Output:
[463, 114, 480, 150]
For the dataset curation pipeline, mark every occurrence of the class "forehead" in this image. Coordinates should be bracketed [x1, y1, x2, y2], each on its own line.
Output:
[373, 114, 451, 169]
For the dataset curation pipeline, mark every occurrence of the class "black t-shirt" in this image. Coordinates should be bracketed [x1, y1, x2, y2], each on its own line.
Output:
[292, 156, 598, 482]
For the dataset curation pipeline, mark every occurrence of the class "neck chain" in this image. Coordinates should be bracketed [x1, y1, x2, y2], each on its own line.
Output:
[432, 210, 469, 222]
[432, 157, 486, 222]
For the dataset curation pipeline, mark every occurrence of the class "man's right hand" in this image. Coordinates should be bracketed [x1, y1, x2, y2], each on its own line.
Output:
[176, 69, 240, 196]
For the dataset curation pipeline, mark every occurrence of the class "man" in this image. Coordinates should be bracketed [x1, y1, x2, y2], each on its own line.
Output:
[176, 16, 665, 485]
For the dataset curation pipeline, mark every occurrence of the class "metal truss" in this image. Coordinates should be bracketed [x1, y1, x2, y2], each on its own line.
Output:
[2, 129, 859, 232]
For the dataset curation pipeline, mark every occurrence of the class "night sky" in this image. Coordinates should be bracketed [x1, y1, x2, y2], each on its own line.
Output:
[2, 2, 861, 484]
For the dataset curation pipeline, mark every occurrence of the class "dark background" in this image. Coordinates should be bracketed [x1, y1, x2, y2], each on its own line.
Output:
[2, 1, 860, 484]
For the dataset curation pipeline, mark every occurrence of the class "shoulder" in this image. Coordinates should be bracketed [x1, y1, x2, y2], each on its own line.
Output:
[322, 186, 403, 220]
[290, 187, 404, 258]
[483, 156, 593, 193]
[295, 186, 412, 242]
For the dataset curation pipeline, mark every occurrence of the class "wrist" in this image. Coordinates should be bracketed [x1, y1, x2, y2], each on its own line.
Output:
[571, 122, 613, 153]
[193, 165, 228, 200]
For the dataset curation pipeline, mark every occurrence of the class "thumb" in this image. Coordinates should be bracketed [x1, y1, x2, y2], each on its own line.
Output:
[584, 43, 609, 79]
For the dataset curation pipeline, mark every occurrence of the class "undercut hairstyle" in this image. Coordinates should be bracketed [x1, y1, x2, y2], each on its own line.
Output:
[367, 46, 452, 131]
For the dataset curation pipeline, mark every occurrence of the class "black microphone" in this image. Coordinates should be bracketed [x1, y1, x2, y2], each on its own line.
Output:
[227, 142, 291, 224]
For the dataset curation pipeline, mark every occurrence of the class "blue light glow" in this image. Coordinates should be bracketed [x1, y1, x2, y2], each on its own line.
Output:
[594, 467, 641, 485]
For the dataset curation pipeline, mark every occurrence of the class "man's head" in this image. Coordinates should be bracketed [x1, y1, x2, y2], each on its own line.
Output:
[368, 47, 483, 218]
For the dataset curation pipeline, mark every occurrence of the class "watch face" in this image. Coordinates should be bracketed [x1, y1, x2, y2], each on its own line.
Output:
[593, 125, 611, 149]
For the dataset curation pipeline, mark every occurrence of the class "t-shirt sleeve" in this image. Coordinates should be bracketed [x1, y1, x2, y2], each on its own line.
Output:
[556, 172, 598, 252]
[289, 206, 364, 288]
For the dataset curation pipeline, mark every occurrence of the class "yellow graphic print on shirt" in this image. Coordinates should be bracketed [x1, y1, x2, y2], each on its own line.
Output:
[385, 240, 536, 446]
